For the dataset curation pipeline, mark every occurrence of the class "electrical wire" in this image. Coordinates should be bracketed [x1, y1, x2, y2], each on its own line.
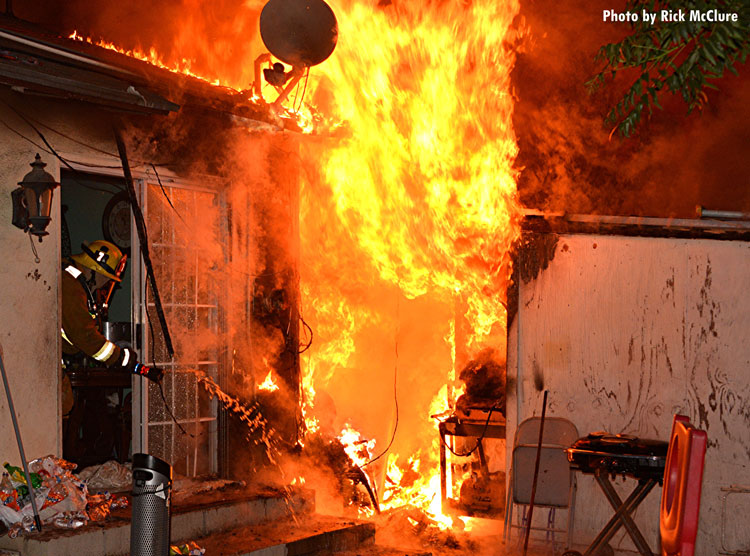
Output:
[0, 117, 48, 152]
[0, 116, 122, 196]
[1, 99, 180, 221]
[114, 125, 174, 358]
[298, 315, 313, 354]
[27, 233, 40, 263]
[363, 298, 400, 467]
[2, 98, 171, 167]
[438, 405, 502, 458]
[149, 163, 185, 224]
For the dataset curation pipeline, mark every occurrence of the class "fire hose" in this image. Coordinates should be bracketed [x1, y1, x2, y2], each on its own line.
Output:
[0, 343, 43, 532]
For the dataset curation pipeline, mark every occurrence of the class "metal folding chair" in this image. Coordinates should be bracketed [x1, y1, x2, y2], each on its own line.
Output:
[504, 417, 579, 553]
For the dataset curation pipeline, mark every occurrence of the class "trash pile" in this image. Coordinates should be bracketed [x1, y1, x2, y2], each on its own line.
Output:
[170, 541, 206, 555]
[0, 456, 129, 537]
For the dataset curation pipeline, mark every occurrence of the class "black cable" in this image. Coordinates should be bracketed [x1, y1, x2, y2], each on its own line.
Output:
[4, 98, 172, 167]
[363, 361, 398, 467]
[2, 100, 181, 227]
[157, 381, 193, 437]
[364, 301, 400, 467]
[0, 114, 122, 196]
[0, 118, 49, 152]
[298, 315, 313, 354]
[438, 405, 501, 458]
[3, 102, 80, 175]
[149, 164, 185, 224]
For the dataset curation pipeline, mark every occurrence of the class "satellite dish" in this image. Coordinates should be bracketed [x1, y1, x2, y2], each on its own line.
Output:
[260, 0, 338, 67]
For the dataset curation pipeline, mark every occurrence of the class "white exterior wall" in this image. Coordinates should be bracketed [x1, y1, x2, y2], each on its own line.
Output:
[0, 88, 129, 465]
[507, 232, 750, 555]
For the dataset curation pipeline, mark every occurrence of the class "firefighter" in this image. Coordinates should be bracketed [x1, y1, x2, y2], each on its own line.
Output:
[61, 240, 163, 395]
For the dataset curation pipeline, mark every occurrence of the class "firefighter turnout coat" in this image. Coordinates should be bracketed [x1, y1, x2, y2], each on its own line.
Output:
[61, 263, 125, 366]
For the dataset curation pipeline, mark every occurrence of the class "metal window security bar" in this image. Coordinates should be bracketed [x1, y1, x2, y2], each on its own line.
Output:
[133, 178, 226, 477]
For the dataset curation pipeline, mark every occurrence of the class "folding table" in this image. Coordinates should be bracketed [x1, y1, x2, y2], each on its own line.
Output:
[566, 435, 669, 556]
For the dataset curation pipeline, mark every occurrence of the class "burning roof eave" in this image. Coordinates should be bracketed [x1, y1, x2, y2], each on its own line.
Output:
[0, 25, 180, 115]
[0, 18, 290, 130]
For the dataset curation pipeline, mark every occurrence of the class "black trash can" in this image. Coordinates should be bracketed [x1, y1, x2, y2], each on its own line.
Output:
[131, 453, 172, 556]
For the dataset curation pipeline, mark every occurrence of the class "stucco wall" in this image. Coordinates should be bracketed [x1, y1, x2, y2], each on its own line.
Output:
[507, 232, 750, 554]
[0, 103, 62, 463]
[0, 88, 126, 465]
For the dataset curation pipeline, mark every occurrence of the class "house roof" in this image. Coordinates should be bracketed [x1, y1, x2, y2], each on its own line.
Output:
[0, 14, 278, 124]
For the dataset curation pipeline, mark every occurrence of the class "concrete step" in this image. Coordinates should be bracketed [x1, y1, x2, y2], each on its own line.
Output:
[0, 486, 314, 556]
[188, 514, 376, 556]
[320, 546, 432, 556]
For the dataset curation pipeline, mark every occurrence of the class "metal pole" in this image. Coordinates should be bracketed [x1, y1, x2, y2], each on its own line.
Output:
[0, 345, 42, 532]
[522, 389, 548, 555]
[696, 205, 750, 221]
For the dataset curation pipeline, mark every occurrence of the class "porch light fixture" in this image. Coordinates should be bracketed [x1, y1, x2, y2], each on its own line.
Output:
[11, 153, 59, 241]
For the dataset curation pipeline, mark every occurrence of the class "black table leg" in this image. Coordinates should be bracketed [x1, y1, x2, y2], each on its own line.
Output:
[583, 473, 657, 556]
[440, 424, 447, 506]
[596, 473, 657, 556]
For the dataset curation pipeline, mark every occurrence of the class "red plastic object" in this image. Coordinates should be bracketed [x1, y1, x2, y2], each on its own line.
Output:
[660, 414, 707, 556]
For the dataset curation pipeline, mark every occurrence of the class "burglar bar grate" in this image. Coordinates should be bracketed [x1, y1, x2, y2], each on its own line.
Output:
[138, 181, 226, 477]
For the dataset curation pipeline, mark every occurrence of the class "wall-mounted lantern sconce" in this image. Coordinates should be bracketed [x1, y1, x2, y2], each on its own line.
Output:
[11, 154, 59, 241]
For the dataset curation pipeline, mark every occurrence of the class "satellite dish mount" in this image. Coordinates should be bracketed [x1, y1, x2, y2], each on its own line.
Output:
[254, 0, 338, 109]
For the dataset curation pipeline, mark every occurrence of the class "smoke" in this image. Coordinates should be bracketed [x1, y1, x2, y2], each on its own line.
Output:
[115, 109, 304, 475]
[15, 0, 266, 88]
[16, 0, 750, 217]
[514, 0, 750, 217]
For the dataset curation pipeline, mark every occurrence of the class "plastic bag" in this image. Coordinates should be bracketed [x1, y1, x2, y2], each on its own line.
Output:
[77, 461, 131, 491]
[0, 456, 88, 534]
[170, 541, 206, 555]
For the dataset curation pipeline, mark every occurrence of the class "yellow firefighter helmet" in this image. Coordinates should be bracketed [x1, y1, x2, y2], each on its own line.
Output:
[71, 240, 125, 282]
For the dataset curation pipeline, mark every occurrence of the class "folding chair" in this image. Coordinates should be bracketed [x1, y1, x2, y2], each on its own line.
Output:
[504, 417, 579, 552]
[660, 414, 707, 556]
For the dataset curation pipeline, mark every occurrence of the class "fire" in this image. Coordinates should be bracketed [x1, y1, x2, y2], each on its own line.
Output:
[64, 0, 523, 532]
[308, 0, 521, 338]
[300, 0, 522, 527]
[66, 30, 315, 130]
[69, 30, 223, 86]
[338, 423, 377, 467]
[258, 370, 280, 392]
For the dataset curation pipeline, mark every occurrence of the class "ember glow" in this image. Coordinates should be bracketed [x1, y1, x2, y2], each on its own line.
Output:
[301, 0, 522, 526]
[258, 370, 280, 392]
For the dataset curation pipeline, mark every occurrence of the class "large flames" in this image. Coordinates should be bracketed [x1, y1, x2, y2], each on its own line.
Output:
[67, 0, 523, 531]
[301, 0, 522, 527]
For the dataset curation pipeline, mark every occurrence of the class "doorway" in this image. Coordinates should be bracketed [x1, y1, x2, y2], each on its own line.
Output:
[60, 171, 133, 468]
